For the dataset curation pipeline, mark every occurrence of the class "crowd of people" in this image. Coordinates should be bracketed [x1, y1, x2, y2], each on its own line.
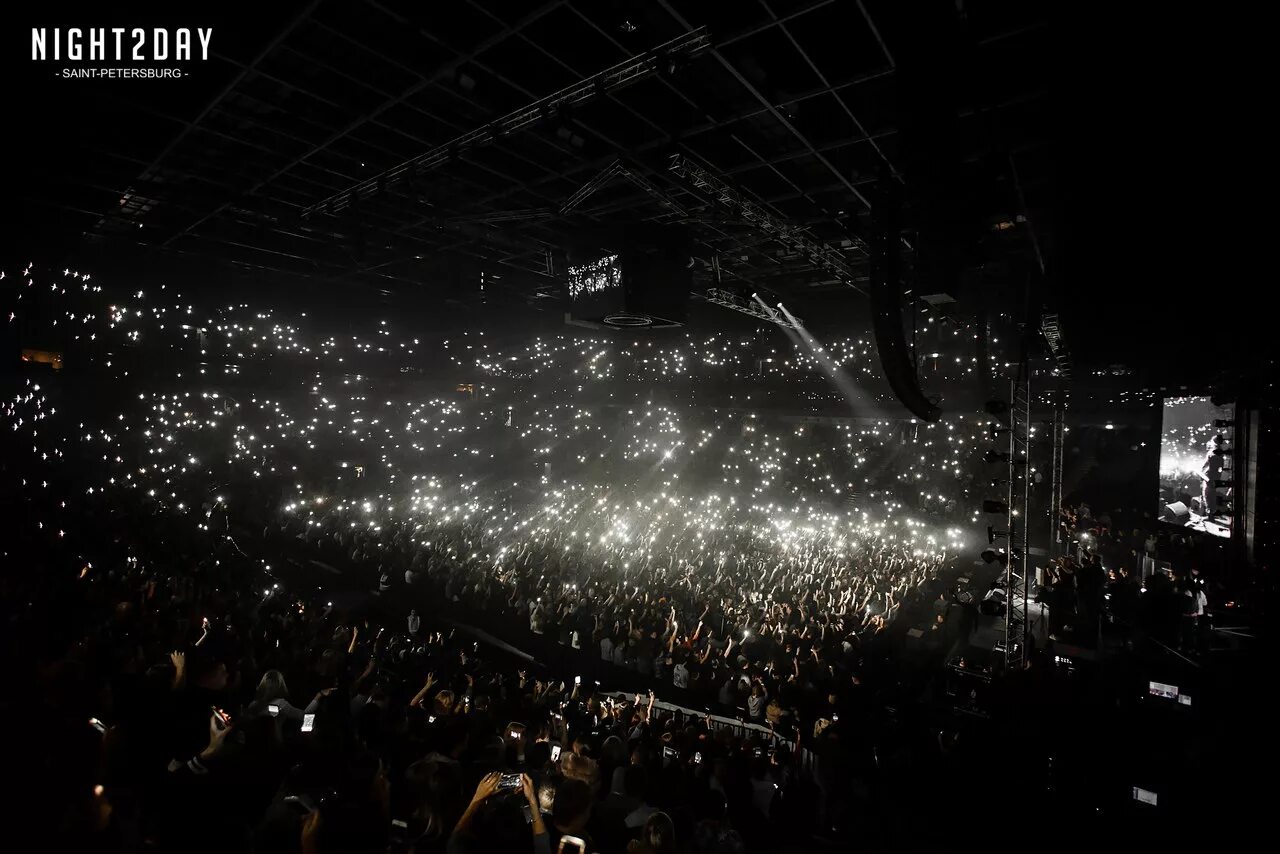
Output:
[4, 481, 835, 853]
[6, 254, 1261, 846]
[5, 261, 1029, 850]
[1052, 503, 1214, 652]
[4, 264, 995, 699]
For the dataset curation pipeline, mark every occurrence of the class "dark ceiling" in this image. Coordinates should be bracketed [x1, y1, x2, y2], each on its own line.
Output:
[10, 0, 1054, 315]
[15, 0, 1259, 387]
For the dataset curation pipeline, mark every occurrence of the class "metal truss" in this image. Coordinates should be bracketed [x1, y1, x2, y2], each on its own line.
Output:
[703, 287, 803, 331]
[1047, 389, 1066, 558]
[438, 208, 556, 225]
[667, 153, 858, 289]
[559, 160, 626, 216]
[302, 27, 710, 218]
[559, 159, 688, 218]
[1002, 368, 1032, 671]
[1040, 312, 1070, 378]
[42, 0, 1049, 302]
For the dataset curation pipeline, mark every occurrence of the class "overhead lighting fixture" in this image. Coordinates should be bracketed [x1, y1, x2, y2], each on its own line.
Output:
[708, 289, 802, 331]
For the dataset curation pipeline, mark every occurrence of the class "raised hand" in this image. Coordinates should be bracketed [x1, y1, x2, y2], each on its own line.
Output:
[169, 650, 186, 687]
[520, 773, 538, 807]
[470, 772, 503, 804]
[201, 711, 232, 759]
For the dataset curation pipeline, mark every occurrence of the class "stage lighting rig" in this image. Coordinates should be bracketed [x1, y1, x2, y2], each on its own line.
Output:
[1040, 313, 1071, 379]
[704, 288, 802, 331]
[667, 153, 858, 289]
[303, 28, 710, 218]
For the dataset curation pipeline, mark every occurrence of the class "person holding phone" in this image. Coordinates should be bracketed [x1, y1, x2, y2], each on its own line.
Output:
[167, 651, 232, 767]
[546, 778, 594, 854]
[166, 710, 234, 778]
[448, 771, 548, 853]
[246, 669, 304, 723]
[505, 722, 528, 765]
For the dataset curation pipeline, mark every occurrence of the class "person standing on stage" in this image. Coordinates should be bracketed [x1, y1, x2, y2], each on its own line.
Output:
[1199, 433, 1225, 519]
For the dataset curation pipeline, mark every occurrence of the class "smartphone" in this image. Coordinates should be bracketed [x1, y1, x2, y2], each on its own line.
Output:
[662, 746, 678, 765]
[428, 715, 437, 724]
[693, 751, 702, 765]
[389, 819, 409, 845]
[574, 676, 581, 685]
[282, 794, 316, 814]
[509, 729, 522, 740]
[557, 835, 587, 854]
[88, 717, 107, 734]
[212, 707, 231, 730]
[753, 747, 763, 758]
[550, 744, 562, 761]
[267, 704, 280, 717]
[498, 773, 522, 791]
[1132, 786, 1158, 806]
[301, 713, 316, 733]
[832, 714, 839, 722]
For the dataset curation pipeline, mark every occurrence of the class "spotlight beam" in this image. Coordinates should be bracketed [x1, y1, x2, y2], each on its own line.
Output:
[776, 303, 881, 418]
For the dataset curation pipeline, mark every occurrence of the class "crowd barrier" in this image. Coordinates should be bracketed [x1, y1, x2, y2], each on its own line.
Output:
[594, 689, 816, 773]
[247, 524, 825, 772]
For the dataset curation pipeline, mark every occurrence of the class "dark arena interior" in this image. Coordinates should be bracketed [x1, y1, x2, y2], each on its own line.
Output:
[2, 1, 1274, 850]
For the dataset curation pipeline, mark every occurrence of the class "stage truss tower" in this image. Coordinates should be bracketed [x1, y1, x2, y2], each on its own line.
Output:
[1002, 367, 1032, 670]
[1047, 391, 1066, 559]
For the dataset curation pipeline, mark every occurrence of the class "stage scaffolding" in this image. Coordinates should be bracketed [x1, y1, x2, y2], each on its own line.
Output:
[1047, 390, 1066, 559]
[1001, 368, 1032, 671]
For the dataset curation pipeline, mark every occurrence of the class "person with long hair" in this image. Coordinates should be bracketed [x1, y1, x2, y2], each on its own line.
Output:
[628, 811, 677, 854]
[247, 669, 304, 722]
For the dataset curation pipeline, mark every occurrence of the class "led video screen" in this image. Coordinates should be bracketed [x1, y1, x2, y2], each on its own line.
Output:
[566, 253, 623, 311]
[1158, 396, 1233, 538]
